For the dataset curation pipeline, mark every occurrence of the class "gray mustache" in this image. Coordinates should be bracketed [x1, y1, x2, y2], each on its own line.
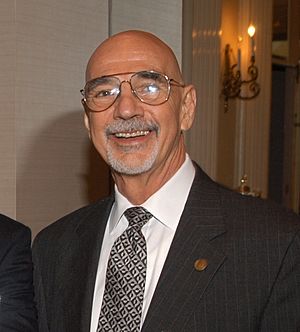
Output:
[105, 118, 159, 135]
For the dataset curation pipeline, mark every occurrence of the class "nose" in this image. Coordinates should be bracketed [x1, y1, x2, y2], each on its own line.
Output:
[112, 81, 144, 120]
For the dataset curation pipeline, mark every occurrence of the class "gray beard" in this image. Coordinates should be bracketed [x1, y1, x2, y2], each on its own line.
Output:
[105, 118, 159, 175]
[107, 140, 159, 175]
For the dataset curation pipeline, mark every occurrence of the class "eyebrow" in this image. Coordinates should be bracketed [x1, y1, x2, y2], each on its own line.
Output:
[88, 70, 162, 82]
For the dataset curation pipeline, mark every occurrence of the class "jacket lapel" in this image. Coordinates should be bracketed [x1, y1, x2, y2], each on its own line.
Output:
[59, 197, 114, 332]
[142, 167, 227, 331]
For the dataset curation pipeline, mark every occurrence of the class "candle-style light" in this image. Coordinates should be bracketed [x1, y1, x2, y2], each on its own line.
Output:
[221, 24, 260, 111]
[237, 36, 243, 71]
[247, 24, 256, 58]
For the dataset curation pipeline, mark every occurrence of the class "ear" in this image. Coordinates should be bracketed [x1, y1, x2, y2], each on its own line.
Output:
[180, 84, 196, 131]
[83, 111, 91, 139]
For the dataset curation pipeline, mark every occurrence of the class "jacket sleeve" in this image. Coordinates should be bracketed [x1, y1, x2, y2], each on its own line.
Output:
[0, 225, 38, 331]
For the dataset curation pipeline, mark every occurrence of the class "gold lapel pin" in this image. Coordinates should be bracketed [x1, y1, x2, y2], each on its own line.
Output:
[194, 258, 208, 271]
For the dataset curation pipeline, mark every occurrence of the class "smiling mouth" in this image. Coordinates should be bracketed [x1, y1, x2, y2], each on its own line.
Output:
[114, 130, 150, 138]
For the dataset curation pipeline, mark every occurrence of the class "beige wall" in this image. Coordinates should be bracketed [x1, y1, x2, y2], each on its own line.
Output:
[183, 0, 222, 180]
[109, 0, 182, 65]
[1, 0, 110, 236]
[0, 0, 17, 218]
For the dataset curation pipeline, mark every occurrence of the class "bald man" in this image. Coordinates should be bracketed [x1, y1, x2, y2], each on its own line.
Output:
[33, 30, 300, 332]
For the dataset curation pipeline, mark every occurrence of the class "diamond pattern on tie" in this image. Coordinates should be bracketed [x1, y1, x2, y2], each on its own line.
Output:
[97, 207, 152, 332]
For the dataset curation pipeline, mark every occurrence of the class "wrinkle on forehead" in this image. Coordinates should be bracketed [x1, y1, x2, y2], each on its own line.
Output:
[86, 30, 182, 82]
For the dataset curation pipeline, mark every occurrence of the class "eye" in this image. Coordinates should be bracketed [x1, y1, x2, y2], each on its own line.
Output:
[93, 87, 119, 98]
[146, 84, 159, 94]
[136, 83, 160, 97]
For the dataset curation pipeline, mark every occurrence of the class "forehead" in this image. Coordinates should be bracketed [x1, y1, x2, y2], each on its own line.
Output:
[86, 32, 180, 81]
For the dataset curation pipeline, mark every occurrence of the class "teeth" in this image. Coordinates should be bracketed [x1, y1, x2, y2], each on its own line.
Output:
[115, 130, 150, 138]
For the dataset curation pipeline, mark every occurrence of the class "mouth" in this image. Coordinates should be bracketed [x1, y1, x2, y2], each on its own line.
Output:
[114, 130, 150, 139]
[106, 119, 158, 142]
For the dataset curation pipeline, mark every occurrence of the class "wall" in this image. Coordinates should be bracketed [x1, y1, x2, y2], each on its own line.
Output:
[216, 0, 273, 196]
[109, 0, 182, 65]
[234, 0, 272, 197]
[182, 0, 273, 197]
[1, 0, 110, 236]
[0, 0, 17, 219]
[183, 0, 222, 180]
[216, 0, 238, 188]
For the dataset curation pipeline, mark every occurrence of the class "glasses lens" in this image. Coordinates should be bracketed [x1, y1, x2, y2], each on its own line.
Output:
[84, 76, 120, 111]
[131, 71, 169, 105]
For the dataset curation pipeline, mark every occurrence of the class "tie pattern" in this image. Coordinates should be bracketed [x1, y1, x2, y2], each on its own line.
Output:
[97, 206, 153, 332]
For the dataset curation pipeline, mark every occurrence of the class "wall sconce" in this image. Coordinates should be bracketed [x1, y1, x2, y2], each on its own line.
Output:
[222, 24, 260, 111]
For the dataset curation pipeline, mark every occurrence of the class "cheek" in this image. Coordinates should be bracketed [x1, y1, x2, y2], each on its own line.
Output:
[159, 101, 182, 134]
[88, 113, 108, 135]
[89, 119, 102, 139]
[154, 111, 182, 151]
[88, 116, 108, 154]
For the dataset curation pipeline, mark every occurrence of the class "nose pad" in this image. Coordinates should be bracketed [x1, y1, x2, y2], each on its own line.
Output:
[113, 81, 143, 119]
[119, 80, 133, 95]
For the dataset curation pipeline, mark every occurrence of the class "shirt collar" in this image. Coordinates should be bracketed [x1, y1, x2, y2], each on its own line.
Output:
[109, 155, 195, 233]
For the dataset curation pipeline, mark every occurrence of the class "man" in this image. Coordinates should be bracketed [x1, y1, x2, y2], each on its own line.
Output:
[33, 30, 300, 332]
[0, 214, 37, 331]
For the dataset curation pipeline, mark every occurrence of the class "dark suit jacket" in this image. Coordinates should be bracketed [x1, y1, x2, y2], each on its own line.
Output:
[32, 165, 300, 332]
[0, 214, 37, 331]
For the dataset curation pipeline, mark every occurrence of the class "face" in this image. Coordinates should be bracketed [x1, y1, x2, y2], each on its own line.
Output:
[84, 31, 196, 179]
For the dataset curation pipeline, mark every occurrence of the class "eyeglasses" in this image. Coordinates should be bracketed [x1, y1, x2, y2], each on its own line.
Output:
[80, 70, 185, 112]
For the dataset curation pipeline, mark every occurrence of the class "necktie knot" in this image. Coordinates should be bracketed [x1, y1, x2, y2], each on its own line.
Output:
[124, 206, 153, 230]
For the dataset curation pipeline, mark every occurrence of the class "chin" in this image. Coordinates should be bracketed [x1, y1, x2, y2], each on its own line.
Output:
[109, 159, 154, 175]
[108, 152, 157, 175]
[107, 142, 159, 175]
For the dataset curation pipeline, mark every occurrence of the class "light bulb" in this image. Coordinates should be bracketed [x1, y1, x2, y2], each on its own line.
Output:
[247, 25, 256, 38]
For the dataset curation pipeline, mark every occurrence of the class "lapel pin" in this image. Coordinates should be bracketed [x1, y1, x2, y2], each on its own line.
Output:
[194, 258, 208, 271]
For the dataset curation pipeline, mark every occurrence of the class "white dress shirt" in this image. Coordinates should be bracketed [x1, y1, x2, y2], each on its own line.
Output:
[90, 155, 195, 332]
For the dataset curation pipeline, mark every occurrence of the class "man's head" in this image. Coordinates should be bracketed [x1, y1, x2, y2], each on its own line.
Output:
[83, 30, 196, 184]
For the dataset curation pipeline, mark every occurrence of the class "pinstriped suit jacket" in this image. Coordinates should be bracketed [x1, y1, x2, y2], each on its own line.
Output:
[32, 164, 300, 332]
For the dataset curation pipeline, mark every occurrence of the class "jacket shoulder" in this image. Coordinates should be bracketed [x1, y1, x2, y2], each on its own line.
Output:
[0, 214, 30, 241]
[33, 196, 113, 245]
[193, 163, 300, 233]
[219, 185, 300, 232]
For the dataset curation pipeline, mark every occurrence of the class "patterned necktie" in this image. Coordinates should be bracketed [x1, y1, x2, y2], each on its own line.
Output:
[97, 206, 153, 332]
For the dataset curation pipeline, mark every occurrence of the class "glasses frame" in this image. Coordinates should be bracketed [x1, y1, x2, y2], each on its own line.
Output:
[80, 70, 185, 112]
